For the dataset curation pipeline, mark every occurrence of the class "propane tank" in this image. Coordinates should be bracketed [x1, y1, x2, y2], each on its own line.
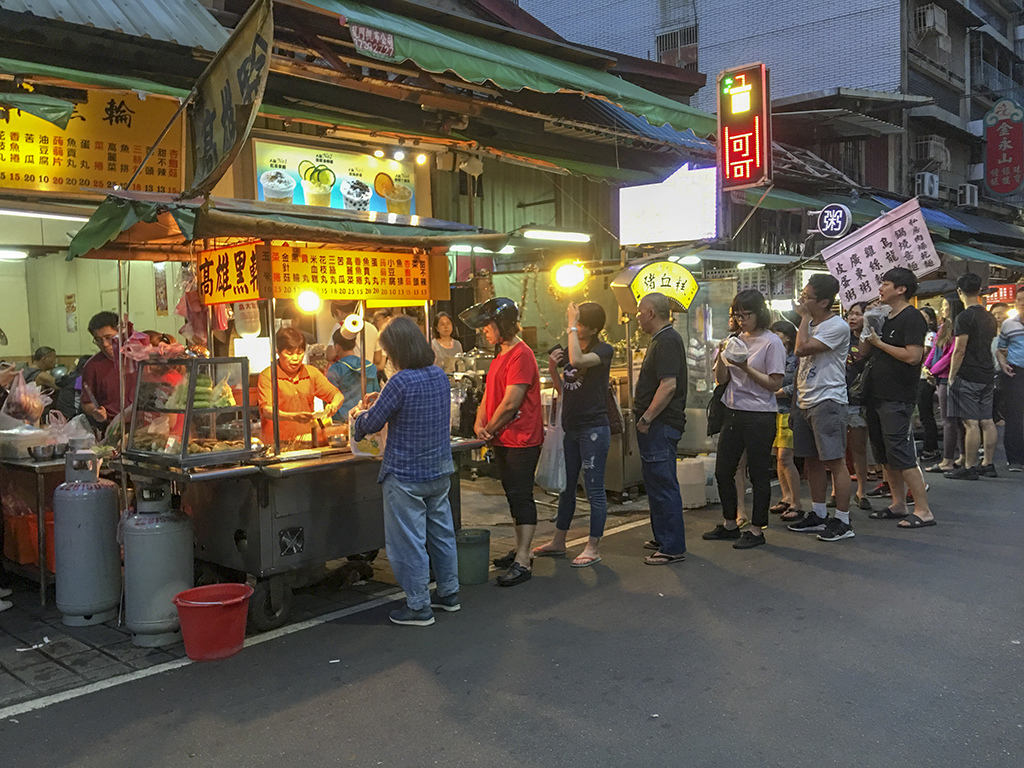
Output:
[124, 479, 194, 647]
[53, 450, 121, 626]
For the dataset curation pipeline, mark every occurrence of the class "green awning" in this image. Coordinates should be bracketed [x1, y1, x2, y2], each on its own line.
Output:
[0, 56, 190, 99]
[934, 241, 1024, 270]
[302, 0, 716, 136]
[742, 187, 824, 211]
[817, 194, 889, 226]
[0, 91, 76, 129]
[68, 191, 509, 260]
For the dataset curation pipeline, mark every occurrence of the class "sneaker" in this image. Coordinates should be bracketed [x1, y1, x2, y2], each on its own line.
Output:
[866, 482, 891, 498]
[1009, 464, 1023, 473]
[492, 549, 516, 569]
[0, 587, 12, 599]
[787, 511, 828, 533]
[389, 605, 435, 626]
[733, 531, 766, 549]
[979, 463, 998, 478]
[702, 524, 741, 541]
[429, 590, 461, 612]
[944, 466, 979, 481]
[817, 517, 855, 542]
[0, 599, 11, 613]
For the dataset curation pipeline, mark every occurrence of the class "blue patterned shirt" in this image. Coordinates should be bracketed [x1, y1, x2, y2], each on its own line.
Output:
[352, 366, 454, 483]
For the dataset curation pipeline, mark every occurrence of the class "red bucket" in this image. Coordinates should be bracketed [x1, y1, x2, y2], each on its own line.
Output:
[172, 583, 254, 661]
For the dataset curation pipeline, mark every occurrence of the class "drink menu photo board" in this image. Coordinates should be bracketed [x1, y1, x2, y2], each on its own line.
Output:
[253, 139, 416, 215]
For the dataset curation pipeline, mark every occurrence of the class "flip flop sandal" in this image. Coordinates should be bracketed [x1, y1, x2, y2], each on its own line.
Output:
[643, 540, 661, 551]
[898, 514, 936, 529]
[780, 508, 804, 521]
[531, 547, 567, 557]
[644, 552, 686, 565]
[769, 502, 791, 514]
[570, 555, 601, 568]
[869, 507, 909, 520]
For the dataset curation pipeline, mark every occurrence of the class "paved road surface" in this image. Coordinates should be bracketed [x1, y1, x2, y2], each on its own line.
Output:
[2, 473, 1022, 767]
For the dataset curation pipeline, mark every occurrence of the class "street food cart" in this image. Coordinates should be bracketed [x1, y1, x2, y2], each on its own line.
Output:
[69, 190, 499, 629]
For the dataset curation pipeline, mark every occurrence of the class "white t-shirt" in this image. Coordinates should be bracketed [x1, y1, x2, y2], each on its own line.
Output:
[796, 314, 850, 408]
[330, 318, 380, 361]
[723, 330, 787, 412]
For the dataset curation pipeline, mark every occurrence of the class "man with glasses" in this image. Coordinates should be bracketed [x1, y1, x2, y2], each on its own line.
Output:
[633, 293, 688, 565]
[81, 311, 136, 430]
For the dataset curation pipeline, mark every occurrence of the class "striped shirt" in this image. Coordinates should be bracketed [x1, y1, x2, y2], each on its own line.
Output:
[998, 316, 1024, 368]
[352, 365, 454, 483]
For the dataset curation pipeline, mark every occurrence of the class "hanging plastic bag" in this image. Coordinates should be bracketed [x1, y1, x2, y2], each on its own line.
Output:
[535, 398, 566, 493]
[1, 371, 51, 426]
[348, 410, 387, 458]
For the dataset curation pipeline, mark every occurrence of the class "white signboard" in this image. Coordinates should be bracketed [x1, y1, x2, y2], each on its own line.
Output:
[821, 198, 941, 308]
[619, 163, 717, 245]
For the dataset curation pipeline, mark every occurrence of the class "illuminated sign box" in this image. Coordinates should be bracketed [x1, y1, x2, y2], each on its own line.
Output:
[618, 163, 718, 246]
[717, 63, 772, 191]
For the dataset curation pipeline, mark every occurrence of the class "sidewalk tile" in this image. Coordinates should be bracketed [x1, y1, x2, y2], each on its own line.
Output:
[11, 660, 79, 692]
[99, 641, 174, 670]
[0, 671, 34, 707]
[38, 633, 91, 660]
[59, 650, 123, 677]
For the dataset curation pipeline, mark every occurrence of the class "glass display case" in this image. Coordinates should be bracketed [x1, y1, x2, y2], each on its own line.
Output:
[126, 357, 254, 468]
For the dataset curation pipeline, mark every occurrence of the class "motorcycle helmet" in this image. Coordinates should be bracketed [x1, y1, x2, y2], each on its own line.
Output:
[459, 297, 520, 340]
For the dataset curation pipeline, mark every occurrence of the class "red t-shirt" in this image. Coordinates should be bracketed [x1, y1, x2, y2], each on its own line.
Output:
[484, 341, 542, 448]
[81, 352, 137, 417]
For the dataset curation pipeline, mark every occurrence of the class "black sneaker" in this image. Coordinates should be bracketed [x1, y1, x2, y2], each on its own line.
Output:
[733, 531, 766, 549]
[787, 511, 827, 533]
[496, 562, 531, 587]
[389, 606, 435, 626]
[702, 524, 741, 541]
[856, 496, 873, 511]
[817, 517, 855, 542]
[866, 482, 891, 498]
[944, 466, 979, 481]
[1009, 464, 1023, 473]
[429, 590, 461, 612]
[979, 463, 998, 478]
[492, 549, 516, 568]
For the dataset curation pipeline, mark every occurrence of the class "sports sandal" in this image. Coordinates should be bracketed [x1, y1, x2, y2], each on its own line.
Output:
[897, 514, 936, 529]
[868, 507, 909, 520]
[769, 501, 791, 514]
[780, 507, 804, 521]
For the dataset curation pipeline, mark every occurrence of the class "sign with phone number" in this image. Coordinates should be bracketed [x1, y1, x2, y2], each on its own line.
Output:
[0, 89, 184, 194]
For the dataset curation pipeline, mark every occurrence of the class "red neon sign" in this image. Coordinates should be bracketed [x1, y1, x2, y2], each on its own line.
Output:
[718, 64, 772, 191]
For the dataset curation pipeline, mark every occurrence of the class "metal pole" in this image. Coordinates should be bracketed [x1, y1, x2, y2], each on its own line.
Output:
[269, 297, 280, 455]
[123, 92, 194, 191]
[358, 301, 367, 401]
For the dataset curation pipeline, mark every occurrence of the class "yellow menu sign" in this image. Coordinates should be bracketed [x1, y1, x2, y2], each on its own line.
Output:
[271, 247, 430, 302]
[197, 242, 273, 305]
[0, 89, 184, 194]
[611, 260, 699, 312]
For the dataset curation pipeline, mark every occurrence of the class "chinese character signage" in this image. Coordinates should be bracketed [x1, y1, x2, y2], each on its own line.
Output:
[350, 25, 396, 59]
[985, 283, 1020, 304]
[0, 90, 183, 194]
[817, 204, 852, 239]
[185, 0, 272, 197]
[821, 198, 941, 309]
[271, 248, 431, 303]
[611, 260, 699, 313]
[254, 140, 417, 214]
[197, 242, 272, 305]
[983, 99, 1024, 197]
[717, 63, 772, 191]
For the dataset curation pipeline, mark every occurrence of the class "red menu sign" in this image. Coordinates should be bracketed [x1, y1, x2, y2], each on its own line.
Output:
[984, 99, 1024, 196]
[985, 283, 1020, 304]
[717, 63, 772, 191]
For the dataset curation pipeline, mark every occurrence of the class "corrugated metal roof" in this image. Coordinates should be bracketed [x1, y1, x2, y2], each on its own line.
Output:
[873, 196, 977, 235]
[0, 0, 229, 52]
[583, 97, 716, 157]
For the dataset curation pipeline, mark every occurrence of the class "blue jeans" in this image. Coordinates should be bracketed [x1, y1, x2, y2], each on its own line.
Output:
[556, 425, 611, 538]
[381, 474, 459, 610]
[636, 420, 686, 555]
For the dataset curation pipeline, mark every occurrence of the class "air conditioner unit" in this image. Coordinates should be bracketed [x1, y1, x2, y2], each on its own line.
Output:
[968, 163, 985, 181]
[958, 183, 979, 207]
[937, 33, 952, 53]
[916, 171, 941, 198]
[916, 4, 948, 36]
[916, 135, 950, 168]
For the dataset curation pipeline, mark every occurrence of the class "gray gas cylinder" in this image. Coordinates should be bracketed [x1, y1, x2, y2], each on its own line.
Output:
[124, 480, 194, 647]
[53, 450, 121, 626]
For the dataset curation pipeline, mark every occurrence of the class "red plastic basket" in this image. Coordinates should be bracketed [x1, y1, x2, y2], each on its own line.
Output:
[172, 583, 254, 661]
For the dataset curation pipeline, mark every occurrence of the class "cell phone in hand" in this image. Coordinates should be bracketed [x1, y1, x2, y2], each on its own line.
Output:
[547, 344, 566, 367]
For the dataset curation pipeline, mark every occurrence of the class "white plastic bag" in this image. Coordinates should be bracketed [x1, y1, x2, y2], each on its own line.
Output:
[861, 305, 888, 340]
[723, 336, 750, 365]
[1, 371, 51, 426]
[535, 399, 566, 493]
[349, 410, 387, 458]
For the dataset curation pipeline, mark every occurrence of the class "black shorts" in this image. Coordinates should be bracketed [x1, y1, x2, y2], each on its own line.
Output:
[866, 400, 917, 471]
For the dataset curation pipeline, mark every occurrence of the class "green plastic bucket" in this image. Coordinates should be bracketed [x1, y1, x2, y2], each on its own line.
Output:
[455, 528, 491, 585]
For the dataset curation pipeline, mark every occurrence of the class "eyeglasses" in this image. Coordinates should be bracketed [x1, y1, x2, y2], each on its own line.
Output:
[730, 311, 755, 321]
[93, 333, 117, 348]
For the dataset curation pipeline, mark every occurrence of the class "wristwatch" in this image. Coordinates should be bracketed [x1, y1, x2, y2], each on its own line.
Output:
[638, 415, 650, 426]
[567, 327, 578, 333]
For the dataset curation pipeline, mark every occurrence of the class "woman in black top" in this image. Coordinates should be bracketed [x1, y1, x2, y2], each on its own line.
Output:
[533, 302, 614, 567]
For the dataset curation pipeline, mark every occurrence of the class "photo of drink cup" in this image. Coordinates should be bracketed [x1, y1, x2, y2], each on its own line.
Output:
[301, 179, 334, 207]
[339, 178, 372, 211]
[260, 170, 296, 203]
[384, 183, 413, 215]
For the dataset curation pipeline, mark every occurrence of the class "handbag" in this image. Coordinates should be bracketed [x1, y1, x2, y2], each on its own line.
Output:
[849, 357, 874, 405]
[606, 384, 624, 436]
[706, 380, 729, 437]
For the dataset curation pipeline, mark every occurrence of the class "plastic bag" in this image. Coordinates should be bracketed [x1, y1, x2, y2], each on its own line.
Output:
[723, 336, 750, 365]
[535, 399, 566, 493]
[348, 410, 387, 458]
[0, 370, 51, 426]
[861, 305, 888, 340]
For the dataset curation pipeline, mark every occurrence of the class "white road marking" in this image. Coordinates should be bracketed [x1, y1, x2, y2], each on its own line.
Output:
[0, 517, 653, 720]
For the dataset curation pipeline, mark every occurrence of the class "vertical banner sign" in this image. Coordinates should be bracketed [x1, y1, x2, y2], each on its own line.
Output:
[184, 0, 273, 197]
[821, 198, 941, 309]
[197, 242, 272, 305]
[717, 63, 772, 191]
[983, 99, 1024, 196]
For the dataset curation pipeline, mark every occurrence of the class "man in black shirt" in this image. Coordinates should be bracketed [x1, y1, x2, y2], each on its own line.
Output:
[633, 292, 688, 564]
[864, 268, 936, 528]
[946, 272, 999, 480]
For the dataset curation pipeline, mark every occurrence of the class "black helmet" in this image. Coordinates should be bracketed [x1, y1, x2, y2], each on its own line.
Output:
[460, 297, 520, 339]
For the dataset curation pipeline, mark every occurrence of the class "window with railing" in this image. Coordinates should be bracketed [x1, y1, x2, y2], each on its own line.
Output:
[656, 25, 698, 71]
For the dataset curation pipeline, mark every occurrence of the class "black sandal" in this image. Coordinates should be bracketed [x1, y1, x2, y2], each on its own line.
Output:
[769, 501, 791, 514]
[644, 551, 686, 565]
[868, 507, 909, 520]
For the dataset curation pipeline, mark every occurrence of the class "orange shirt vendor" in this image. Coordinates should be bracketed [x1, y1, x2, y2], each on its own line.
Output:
[258, 327, 343, 445]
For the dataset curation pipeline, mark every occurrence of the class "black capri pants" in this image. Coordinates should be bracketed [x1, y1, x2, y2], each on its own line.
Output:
[492, 444, 541, 526]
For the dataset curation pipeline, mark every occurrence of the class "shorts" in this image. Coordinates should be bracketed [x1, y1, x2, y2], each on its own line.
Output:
[948, 377, 994, 422]
[847, 404, 867, 429]
[866, 400, 917, 470]
[793, 400, 848, 461]
[773, 412, 793, 450]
